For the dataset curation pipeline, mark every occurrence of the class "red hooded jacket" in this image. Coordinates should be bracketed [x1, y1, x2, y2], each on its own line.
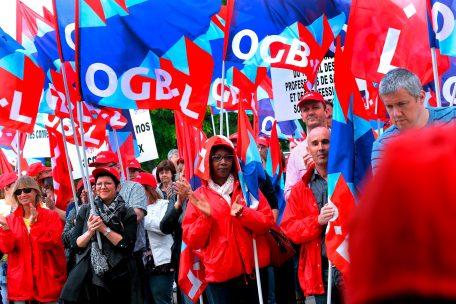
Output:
[183, 136, 274, 283]
[0, 204, 67, 302]
[280, 164, 325, 296]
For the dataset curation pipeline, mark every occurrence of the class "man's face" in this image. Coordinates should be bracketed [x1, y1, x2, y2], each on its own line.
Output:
[381, 88, 425, 131]
[169, 154, 179, 167]
[306, 128, 330, 167]
[300, 100, 327, 129]
[257, 144, 268, 161]
[128, 168, 140, 180]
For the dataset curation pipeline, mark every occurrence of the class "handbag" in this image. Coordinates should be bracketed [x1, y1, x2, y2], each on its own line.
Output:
[265, 224, 296, 267]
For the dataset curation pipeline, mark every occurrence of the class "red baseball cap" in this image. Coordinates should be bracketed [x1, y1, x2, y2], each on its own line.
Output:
[88, 151, 118, 167]
[133, 172, 157, 188]
[77, 175, 95, 191]
[126, 159, 143, 171]
[297, 91, 326, 108]
[92, 167, 120, 184]
[229, 132, 238, 141]
[27, 162, 51, 177]
[257, 136, 269, 147]
[0, 172, 18, 189]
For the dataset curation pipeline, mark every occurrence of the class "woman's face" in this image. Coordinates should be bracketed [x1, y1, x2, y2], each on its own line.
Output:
[210, 146, 234, 183]
[159, 169, 172, 185]
[96, 176, 118, 203]
[15, 186, 37, 207]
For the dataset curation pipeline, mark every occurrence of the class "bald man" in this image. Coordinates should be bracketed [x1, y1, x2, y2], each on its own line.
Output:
[281, 127, 342, 304]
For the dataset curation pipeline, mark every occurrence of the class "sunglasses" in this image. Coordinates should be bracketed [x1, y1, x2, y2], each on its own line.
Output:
[14, 188, 33, 196]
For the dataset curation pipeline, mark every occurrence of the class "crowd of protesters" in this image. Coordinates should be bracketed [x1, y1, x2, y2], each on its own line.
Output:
[0, 68, 455, 304]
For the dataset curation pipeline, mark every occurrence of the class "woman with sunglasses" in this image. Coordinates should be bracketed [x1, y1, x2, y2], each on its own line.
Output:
[61, 167, 140, 304]
[0, 176, 67, 303]
[182, 136, 275, 304]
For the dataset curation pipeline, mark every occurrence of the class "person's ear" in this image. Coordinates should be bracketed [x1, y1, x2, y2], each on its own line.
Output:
[418, 90, 426, 105]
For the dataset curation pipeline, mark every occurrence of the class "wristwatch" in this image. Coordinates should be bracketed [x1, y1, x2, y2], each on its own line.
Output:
[103, 227, 111, 236]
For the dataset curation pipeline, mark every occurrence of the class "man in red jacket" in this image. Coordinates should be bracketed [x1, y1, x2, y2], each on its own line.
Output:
[281, 127, 342, 304]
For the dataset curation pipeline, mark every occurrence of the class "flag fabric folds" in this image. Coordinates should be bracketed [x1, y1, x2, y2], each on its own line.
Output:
[265, 121, 286, 223]
[0, 27, 45, 133]
[325, 43, 376, 274]
[78, 0, 218, 127]
[344, 0, 449, 84]
[430, 0, 456, 56]
[48, 127, 73, 210]
[235, 102, 266, 210]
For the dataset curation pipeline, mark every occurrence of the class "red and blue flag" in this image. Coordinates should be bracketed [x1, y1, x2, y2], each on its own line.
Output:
[325, 43, 376, 274]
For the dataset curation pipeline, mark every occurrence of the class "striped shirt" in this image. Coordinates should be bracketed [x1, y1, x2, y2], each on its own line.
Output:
[371, 106, 456, 173]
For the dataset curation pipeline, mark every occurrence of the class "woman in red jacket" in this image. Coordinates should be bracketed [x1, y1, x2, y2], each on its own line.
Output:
[0, 175, 66, 303]
[182, 135, 275, 304]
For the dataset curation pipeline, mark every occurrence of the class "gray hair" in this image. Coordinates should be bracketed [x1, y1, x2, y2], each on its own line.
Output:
[167, 149, 178, 160]
[379, 68, 422, 98]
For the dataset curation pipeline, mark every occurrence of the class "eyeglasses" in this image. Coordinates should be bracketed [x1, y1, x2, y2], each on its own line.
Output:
[211, 155, 235, 162]
[14, 188, 33, 196]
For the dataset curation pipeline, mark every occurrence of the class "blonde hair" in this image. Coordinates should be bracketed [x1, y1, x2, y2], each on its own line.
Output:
[11, 176, 43, 206]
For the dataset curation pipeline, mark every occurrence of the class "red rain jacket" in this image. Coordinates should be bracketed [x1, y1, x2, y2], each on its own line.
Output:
[280, 165, 325, 296]
[0, 204, 67, 302]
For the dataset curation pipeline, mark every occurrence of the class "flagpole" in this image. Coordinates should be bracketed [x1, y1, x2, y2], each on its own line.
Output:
[253, 238, 264, 304]
[210, 113, 216, 136]
[327, 261, 333, 304]
[225, 111, 230, 137]
[430, 47, 442, 107]
[112, 129, 127, 181]
[59, 120, 78, 210]
[219, 60, 226, 136]
[60, 62, 102, 249]
[16, 131, 21, 174]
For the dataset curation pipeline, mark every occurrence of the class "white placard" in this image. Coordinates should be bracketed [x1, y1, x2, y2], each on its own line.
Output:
[23, 125, 51, 158]
[271, 68, 308, 122]
[315, 57, 335, 102]
[271, 57, 336, 122]
[129, 109, 158, 163]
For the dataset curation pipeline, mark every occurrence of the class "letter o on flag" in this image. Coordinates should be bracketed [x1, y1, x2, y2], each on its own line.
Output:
[432, 2, 455, 41]
[86, 63, 118, 98]
[232, 29, 259, 60]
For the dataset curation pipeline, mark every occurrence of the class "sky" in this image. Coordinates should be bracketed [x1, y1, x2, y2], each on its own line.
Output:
[0, 0, 53, 38]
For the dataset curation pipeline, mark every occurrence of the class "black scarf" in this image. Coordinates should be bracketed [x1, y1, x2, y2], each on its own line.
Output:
[90, 194, 127, 276]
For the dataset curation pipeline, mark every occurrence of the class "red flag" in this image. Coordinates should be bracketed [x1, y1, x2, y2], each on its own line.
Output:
[45, 115, 106, 149]
[344, 0, 449, 84]
[270, 17, 334, 87]
[178, 247, 207, 303]
[47, 127, 73, 210]
[0, 149, 13, 174]
[0, 55, 45, 133]
[174, 111, 207, 186]
[134, 38, 213, 128]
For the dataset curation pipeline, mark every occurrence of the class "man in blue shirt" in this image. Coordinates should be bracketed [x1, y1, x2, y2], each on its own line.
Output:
[371, 68, 456, 173]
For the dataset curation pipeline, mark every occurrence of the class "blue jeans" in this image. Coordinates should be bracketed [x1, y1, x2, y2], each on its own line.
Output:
[146, 272, 174, 304]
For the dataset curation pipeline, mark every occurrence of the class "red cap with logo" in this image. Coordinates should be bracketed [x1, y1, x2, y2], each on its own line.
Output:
[88, 151, 118, 167]
[92, 167, 121, 183]
[126, 159, 143, 171]
[297, 91, 326, 108]
[229, 132, 238, 141]
[77, 175, 95, 191]
[133, 172, 157, 188]
[257, 136, 269, 147]
[0, 172, 18, 189]
[27, 162, 51, 177]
